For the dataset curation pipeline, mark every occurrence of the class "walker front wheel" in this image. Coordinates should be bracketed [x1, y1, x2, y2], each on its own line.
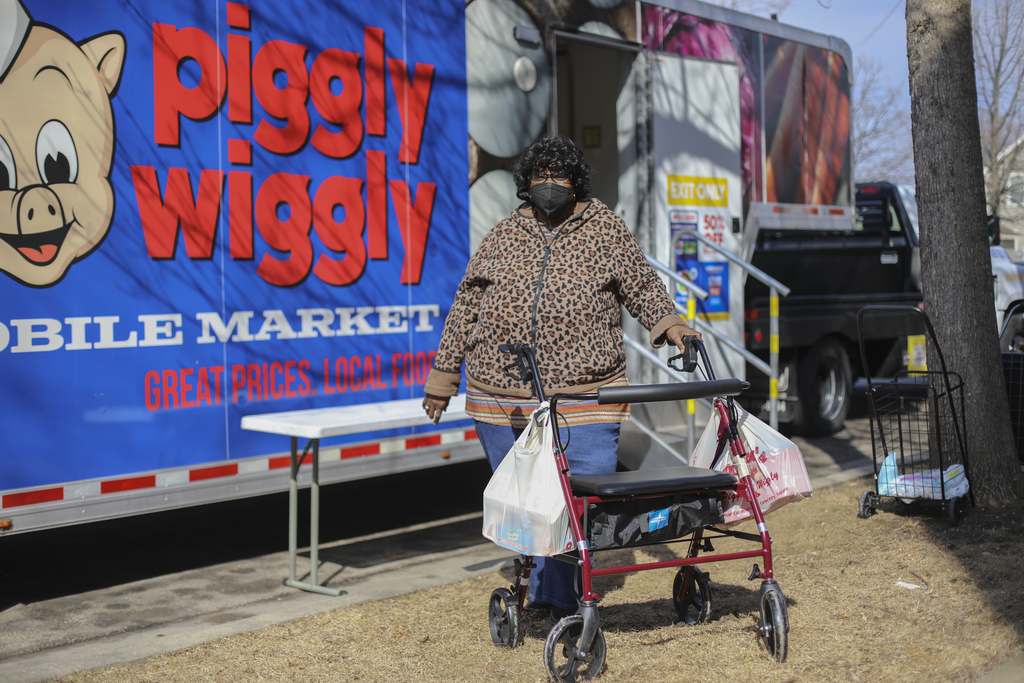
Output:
[858, 489, 879, 518]
[488, 588, 522, 648]
[543, 614, 606, 682]
[759, 588, 789, 662]
[672, 566, 712, 625]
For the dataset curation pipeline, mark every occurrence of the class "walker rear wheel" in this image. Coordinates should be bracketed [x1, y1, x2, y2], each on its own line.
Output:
[759, 588, 789, 661]
[948, 496, 965, 527]
[488, 588, 522, 648]
[543, 614, 606, 682]
[672, 566, 712, 625]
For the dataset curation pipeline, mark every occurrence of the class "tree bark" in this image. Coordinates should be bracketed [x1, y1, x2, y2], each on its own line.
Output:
[906, 0, 1024, 504]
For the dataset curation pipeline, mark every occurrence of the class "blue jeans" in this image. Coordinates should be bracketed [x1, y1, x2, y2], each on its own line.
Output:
[476, 419, 619, 612]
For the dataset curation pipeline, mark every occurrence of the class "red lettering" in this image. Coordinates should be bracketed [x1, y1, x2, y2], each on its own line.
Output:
[392, 353, 403, 387]
[162, 369, 179, 409]
[232, 364, 246, 403]
[263, 362, 270, 398]
[387, 58, 434, 164]
[313, 176, 366, 285]
[196, 367, 212, 406]
[247, 363, 263, 401]
[365, 27, 385, 137]
[255, 173, 312, 286]
[253, 40, 310, 155]
[145, 370, 161, 411]
[375, 354, 386, 388]
[310, 49, 363, 159]
[389, 180, 435, 284]
[404, 351, 415, 386]
[335, 356, 348, 392]
[362, 355, 376, 389]
[180, 368, 195, 408]
[228, 170, 253, 258]
[350, 356, 362, 391]
[416, 351, 429, 384]
[132, 166, 225, 259]
[322, 358, 335, 395]
[367, 150, 387, 259]
[153, 23, 226, 146]
[227, 33, 252, 123]
[211, 365, 224, 404]
[298, 359, 312, 395]
[285, 360, 298, 397]
[271, 361, 284, 399]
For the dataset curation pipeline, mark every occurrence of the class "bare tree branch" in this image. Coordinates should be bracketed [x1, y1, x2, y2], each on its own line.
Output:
[852, 57, 914, 184]
[975, 0, 1024, 213]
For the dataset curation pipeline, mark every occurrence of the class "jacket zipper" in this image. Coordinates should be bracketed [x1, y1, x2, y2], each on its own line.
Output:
[529, 241, 552, 350]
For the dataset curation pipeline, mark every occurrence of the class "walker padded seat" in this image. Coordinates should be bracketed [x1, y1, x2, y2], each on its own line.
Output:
[569, 465, 738, 497]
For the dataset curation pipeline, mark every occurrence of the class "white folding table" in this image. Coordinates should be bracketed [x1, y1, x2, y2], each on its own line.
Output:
[241, 395, 468, 596]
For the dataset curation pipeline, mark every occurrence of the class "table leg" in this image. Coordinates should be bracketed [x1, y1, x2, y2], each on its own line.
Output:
[288, 436, 298, 583]
[285, 437, 344, 597]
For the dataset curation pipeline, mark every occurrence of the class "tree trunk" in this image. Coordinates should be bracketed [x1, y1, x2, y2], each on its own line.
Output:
[906, 0, 1024, 504]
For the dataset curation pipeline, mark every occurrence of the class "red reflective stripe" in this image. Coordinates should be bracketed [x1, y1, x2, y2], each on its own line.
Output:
[829, 208, 846, 215]
[465, 429, 478, 440]
[341, 444, 379, 459]
[406, 435, 442, 449]
[3, 487, 63, 508]
[101, 476, 156, 494]
[269, 456, 292, 470]
[189, 464, 239, 482]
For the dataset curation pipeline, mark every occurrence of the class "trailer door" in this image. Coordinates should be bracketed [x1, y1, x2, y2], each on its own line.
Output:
[650, 53, 746, 384]
[551, 31, 643, 233]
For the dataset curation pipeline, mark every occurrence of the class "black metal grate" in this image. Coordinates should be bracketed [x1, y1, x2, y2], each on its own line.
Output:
[1001, 353, 1024, 462]
[868, 371, 967, 500]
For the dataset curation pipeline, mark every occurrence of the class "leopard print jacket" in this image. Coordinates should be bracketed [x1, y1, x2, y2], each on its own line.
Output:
[425, 199, 683, 399]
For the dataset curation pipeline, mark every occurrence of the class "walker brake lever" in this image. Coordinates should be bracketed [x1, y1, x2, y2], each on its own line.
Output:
[667, 335, 699, 373]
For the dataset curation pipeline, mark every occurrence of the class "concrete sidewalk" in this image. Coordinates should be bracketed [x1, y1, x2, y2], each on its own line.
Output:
[0, 419, 879, 683]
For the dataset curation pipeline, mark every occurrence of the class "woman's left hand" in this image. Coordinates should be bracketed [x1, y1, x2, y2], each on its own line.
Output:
[666, 323, 701, 354]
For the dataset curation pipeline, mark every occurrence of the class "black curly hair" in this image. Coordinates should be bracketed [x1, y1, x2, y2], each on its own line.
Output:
[512, 136, 592, 203]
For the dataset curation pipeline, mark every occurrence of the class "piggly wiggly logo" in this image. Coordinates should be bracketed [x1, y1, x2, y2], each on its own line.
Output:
[0, 0, 125, 287]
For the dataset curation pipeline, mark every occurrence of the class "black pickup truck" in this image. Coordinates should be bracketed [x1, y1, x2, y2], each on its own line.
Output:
[740, 182, 925, 434]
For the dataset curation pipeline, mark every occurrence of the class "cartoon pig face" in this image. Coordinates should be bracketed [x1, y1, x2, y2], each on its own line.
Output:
[0, 25, 124, 287]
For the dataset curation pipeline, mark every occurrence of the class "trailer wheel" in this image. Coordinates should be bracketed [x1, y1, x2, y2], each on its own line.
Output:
[796, 338, 851, 435]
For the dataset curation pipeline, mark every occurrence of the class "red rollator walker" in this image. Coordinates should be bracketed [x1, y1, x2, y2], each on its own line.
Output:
[487, 339, 790, 681]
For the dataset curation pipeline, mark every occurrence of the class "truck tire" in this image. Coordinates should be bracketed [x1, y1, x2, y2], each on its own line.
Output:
[796, 338, 851, 435]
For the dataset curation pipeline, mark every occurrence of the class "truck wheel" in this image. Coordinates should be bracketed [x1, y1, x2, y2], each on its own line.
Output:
[796, 338, 851, 435]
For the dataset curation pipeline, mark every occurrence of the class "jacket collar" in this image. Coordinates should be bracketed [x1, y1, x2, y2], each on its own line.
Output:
[513, 198, 605, 239]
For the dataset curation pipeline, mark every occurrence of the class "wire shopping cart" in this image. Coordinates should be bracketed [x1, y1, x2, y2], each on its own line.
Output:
[856, 305, 974, 526]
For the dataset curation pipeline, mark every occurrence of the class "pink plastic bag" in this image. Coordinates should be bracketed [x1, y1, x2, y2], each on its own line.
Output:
[691, 404, 812, 525]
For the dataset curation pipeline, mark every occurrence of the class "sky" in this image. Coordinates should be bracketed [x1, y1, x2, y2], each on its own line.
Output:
[777, 0, 910, 101]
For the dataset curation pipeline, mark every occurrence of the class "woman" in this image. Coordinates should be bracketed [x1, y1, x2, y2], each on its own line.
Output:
[422, 136, 699, 618]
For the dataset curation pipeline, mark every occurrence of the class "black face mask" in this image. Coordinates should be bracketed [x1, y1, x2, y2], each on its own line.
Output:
[530, 182, 574, 218]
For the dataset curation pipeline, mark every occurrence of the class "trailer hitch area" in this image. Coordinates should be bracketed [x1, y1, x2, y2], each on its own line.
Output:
[747, 564, 763, 581]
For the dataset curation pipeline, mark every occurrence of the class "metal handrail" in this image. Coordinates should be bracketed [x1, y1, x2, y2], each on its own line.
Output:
[630, 231, 790, 461]
[667, 229, 789, 432]
[646, 255, 709, 299]
[681, 229, 790, 296]
[684, 307, 771, 376]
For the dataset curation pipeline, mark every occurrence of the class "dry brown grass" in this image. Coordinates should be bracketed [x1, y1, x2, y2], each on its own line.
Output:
[53, 479, 1024, 683]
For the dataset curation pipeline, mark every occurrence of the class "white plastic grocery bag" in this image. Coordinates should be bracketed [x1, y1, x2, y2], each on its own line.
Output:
[691, 403, 812, 525]
[482, 402, 574, 556]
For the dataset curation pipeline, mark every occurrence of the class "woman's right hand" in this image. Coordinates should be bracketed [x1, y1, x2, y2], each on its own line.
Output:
[422, 394, 450, 425]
